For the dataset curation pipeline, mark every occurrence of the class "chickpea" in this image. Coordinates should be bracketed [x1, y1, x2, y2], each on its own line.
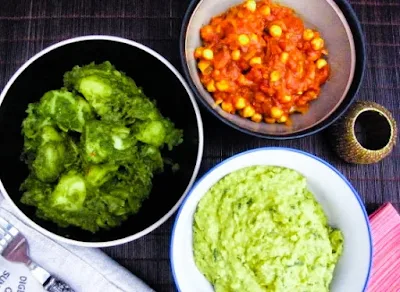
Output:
[216, 80, 230, 91]
[221, 102, 234, 113]
[245, 0, 257, 12]
[201, 25, 213, 38]
[280, 52, 289, 64]
[270, 70, 281, 82]
[231, 49, 241, 61]
[241, 105, 256, 118]
[311, 37, 324, 50]
[235, 97, 246, 110]
[215, 98, 223, 105]
[238, 34, 250, 45]
[202, 48, 214, 60]
[251, 33, 258, 42]
[269, 25, 282, 38]
[212, 69, 221, 79]
[316, 59, 328, 69]
[265, 117, 276, 124]
[251, 113, 263, 123]
[250, 57, 262, 66]
[270, 106, 283, 119]
[194, 47, 204, 58]
[281, 95, 292, 103]
[279, 115, 288, 123]
[303, 29, 314, 41]
[206, 80, 216, 92]
[198, 60, 212, 74]
[261, 5, 271, 16]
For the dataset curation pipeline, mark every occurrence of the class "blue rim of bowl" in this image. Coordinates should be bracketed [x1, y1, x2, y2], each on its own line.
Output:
[170, 147, 373, 292]
[179, 0, 366, 140]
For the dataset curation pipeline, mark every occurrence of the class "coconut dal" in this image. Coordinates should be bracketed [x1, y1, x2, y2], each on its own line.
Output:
[193, 166, 343, 292]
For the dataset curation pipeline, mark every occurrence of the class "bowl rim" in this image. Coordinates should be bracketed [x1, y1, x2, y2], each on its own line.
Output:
[170, 147, 373, 292]
[179, 0, 367, 140]
[0, 35, 205, 248]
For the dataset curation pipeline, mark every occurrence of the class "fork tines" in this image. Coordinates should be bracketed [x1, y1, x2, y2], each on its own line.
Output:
[0, 217, 19, 254]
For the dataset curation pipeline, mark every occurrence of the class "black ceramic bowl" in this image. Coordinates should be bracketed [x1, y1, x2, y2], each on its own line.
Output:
[180, 0, 366, 139]
[0, 36, 204, 247]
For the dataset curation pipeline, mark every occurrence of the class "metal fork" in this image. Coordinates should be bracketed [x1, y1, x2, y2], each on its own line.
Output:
[0, 217, 75, 292]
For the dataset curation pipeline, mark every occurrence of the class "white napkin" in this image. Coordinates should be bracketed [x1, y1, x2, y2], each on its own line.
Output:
[0, 195, 155, 292]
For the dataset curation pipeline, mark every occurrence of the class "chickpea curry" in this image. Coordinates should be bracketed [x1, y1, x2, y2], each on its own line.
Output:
[194, 0, 330, 125]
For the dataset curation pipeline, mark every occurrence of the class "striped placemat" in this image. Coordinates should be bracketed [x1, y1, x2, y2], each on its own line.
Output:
[367, 203, 400, 292]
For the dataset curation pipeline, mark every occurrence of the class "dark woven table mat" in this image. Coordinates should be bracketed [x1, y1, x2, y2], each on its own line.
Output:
[0, 0, 399, 291]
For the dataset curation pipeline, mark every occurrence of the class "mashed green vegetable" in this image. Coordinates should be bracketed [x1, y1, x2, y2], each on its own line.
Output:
[193, 166, 343, 292]
[20, 61, 183, 233]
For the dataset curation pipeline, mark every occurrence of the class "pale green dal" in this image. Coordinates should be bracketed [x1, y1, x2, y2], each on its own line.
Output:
[193, 166, 344, 292]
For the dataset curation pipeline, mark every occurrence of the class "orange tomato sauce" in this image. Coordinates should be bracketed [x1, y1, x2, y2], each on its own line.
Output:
[194, 0, 330, 124]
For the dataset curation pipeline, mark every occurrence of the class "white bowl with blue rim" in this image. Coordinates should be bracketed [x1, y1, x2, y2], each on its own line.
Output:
[170, 147, 372, 292]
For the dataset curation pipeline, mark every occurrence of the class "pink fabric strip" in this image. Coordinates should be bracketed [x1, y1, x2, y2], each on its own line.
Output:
[367, 203, 400, 292]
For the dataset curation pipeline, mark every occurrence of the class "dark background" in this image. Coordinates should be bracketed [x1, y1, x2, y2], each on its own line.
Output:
[0, 0, 398, 291]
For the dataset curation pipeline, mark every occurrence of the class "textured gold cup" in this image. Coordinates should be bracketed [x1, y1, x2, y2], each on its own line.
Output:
[329, 101, 397, 164]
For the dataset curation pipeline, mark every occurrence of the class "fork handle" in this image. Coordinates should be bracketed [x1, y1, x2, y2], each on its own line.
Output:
[28, 261, 74, 292]
[44, 276, 75, 292]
